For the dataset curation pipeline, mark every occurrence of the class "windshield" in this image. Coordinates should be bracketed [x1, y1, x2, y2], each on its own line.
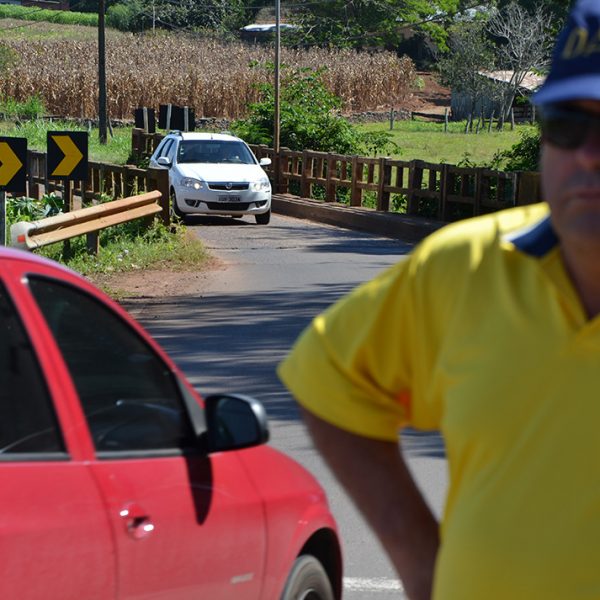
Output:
[177, 140, 256, 165]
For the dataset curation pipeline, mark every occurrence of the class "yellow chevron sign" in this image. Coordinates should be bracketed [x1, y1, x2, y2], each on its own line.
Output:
[51, 135, 83, 177]
[47, 131, 88, 181]
[0, 137, 27, 192]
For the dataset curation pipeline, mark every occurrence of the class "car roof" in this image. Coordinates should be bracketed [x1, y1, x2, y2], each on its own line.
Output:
[0, 246, 81, 278]
[171, 132, 243, 143]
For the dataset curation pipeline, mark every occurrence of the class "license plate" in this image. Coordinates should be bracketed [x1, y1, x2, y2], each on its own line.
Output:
[218, 195, 241, 202]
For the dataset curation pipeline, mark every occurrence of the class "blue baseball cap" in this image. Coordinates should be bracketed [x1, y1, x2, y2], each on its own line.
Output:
[532, 0, 600, 106]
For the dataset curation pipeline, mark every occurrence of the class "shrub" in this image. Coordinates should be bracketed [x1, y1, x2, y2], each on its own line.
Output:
[233, 66, 393, 155]
[498, 127, 541, 172]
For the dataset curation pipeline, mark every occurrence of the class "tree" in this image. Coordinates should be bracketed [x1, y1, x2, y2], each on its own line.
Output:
[438, 20, 497, 122]
[105, 0, 250, 33]
[486, 1, 554, 121]
[231, 65, 396, 156]
[283, 0, 484, 52]
[232, 66, 362, 153]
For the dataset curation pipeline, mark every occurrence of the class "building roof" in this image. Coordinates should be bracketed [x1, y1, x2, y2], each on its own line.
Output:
[241, 23, 298, 32]
[478, 70, 546, 92]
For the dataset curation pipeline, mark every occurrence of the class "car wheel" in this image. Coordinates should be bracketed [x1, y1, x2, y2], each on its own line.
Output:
[255, 208, 271, 225]
[170, 188, 187, 222]
[280, 555, 334, 600]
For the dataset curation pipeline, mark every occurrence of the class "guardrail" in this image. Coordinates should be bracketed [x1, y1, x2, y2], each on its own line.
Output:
[11, 190, 163, 252]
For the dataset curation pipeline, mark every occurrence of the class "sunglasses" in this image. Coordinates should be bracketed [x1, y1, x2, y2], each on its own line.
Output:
[540, 106, 600, 150]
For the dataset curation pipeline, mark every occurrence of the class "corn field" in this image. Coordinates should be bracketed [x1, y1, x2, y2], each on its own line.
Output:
[1, 34, 416, 120]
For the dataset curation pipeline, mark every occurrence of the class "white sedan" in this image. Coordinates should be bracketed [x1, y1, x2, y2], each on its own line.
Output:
[149, 132, 272, 225]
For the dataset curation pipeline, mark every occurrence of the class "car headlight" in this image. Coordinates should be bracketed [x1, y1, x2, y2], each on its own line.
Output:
[181, 177, 204, 190]
[250, 178, 271, 192]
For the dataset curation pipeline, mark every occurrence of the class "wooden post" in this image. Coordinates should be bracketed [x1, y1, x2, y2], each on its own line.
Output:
[147, 167, 170, 226]
[350, 156, 363, 207]
[63, 180, 72, 258]
[325, 154, 336, 202]
[131, 129, 141, 161]
[124, 166, 136, 197]
[408, 160, 423, 215]
[488, 110, 494, 133]
[376, 157, 391, 211]
[515, 171, 541, 206]
[0, 191, 6, 247]
[444, 108, 449, 132]
[300, 151, 311, 199]
[474, 168, 483, 216]
[389, 108, 394, 131]
[439, 164, 448, 220]
[278, 148, 289, 194]
[86, 232, 100, 255]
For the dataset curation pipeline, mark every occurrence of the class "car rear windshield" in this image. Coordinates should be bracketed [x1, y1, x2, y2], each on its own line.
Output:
[177, 141, 256, 165]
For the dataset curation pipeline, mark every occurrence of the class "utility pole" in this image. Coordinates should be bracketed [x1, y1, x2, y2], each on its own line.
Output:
[98, 0, 108, 145]
[274, 0, 281, 155]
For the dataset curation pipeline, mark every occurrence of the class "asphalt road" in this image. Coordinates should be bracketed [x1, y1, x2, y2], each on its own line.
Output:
[126, 213, 448, 598]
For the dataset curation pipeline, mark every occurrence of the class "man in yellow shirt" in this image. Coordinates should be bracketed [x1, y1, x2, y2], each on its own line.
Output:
[278, 2, 600, 598]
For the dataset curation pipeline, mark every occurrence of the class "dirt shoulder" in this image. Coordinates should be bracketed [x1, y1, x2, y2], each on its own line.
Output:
[87, 257, 223, 300]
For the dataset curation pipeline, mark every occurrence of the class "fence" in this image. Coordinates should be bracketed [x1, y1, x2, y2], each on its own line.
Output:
[25, 149, 170, 225]
[112, 129, 545, 223]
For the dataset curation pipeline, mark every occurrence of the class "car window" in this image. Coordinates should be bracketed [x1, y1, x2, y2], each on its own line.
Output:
[177, 140, 255, 165]
[159, 138, 173, 159]
[28, 277, 197, 456]
[0, 281, 65, 458]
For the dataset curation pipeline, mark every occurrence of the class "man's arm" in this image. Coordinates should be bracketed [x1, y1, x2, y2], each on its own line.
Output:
[302, 409, 439, 600]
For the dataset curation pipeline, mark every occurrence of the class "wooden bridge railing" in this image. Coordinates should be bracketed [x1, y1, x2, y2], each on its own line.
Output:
[25, 150, 170, 225]
[132, 129, 545, 222]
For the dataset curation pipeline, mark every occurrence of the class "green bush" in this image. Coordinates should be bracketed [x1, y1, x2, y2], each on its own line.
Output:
[6, 194, 62, 223]
[107, 2, 143, 32]
[233, 66, 388, 155]
[498, 127, 541, 172]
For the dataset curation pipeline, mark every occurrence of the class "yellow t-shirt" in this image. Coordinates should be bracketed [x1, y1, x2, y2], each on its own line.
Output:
[278, 203, 600, 599]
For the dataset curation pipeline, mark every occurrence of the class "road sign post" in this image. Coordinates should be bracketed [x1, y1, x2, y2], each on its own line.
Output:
[47, 131, 88, 255]
[0, 192, 6, 246]
[0, 136, 27, 246]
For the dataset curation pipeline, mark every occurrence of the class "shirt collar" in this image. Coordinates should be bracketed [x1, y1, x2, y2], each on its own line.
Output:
[504, 215, 559, 258]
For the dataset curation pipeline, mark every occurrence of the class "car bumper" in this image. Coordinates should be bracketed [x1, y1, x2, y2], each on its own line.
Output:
[175, 188, 271, 215]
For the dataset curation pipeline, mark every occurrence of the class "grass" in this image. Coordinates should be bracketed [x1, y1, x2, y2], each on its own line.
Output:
[0, 6, 96, 27]
[38, 220, 208, 276]
[357, 118, 537, 167]
[33, 219, 210, 297]
[0, 119, 133, 164]
[2, 117, 535, 169]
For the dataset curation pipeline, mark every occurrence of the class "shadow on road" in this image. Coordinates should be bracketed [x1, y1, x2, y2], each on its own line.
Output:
[123, 281, 445, 460]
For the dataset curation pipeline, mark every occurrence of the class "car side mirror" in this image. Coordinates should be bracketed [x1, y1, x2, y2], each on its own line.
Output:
[204, 394, 269, 453]
[157, 156, 172, 167]
[259, 157, 272, 166]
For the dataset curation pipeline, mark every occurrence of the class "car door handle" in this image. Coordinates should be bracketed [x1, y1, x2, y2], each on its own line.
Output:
[119, 503, 155, 540]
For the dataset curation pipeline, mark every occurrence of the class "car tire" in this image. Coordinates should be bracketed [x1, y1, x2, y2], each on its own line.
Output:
[255, 209, 271, 225]
[280, 555, 335, 600]
[170, 188, 187, 222]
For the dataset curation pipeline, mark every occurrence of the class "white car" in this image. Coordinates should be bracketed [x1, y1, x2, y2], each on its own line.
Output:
[149, 132, 272, 225]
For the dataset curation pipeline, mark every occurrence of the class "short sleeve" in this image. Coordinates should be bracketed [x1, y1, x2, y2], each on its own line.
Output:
[277, 258, 420, 441]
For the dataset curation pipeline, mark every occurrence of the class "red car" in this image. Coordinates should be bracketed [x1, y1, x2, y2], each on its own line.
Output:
[0, 247, 342, 600]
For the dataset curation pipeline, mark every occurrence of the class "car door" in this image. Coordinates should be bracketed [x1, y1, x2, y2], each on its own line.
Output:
[0, 273, 116, 600]
[26, 273, 266, 600]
